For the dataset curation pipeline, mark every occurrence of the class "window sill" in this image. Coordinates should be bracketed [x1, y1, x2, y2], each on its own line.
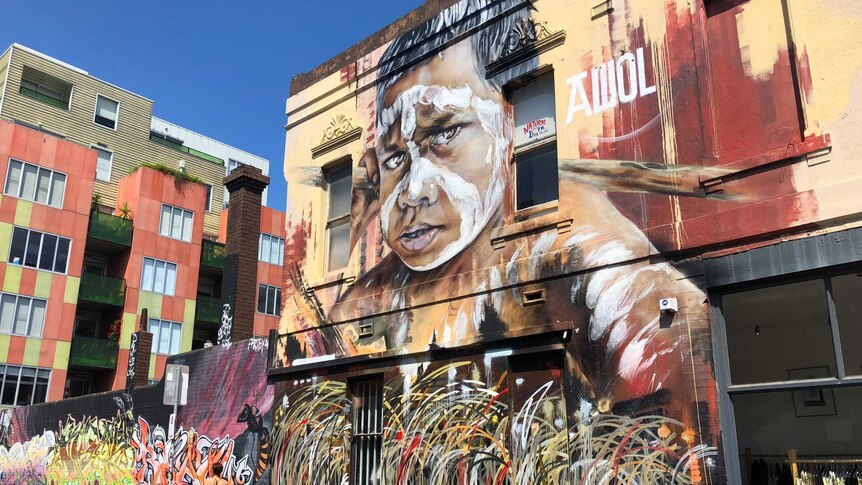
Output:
[310, 271, 356, 292]
[492, 203, 572, 249]
[7, 261, 68, 276]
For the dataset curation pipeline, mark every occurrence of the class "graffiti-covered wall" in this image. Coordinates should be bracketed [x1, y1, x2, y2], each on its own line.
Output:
[276, 0, 862, 482]
[0, 337, 273, 485]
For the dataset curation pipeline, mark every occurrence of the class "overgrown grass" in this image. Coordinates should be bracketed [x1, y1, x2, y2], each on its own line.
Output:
[133, 162, 205, 185]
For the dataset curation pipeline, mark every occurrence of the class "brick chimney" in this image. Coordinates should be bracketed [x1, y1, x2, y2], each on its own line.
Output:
[126, 308, 153, 389]
[218, 165, 270, 344]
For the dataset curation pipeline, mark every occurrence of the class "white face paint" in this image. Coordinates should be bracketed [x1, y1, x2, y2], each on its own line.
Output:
[377, 84, 510, 271]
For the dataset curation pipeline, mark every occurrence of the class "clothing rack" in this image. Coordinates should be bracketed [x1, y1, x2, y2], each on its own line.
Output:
[787, 449, 862, 484]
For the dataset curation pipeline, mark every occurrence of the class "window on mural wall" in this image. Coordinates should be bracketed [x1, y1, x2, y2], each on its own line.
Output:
[703, 0, 811, 166]
[140, 257, 177, 295]
[0, 364, 50, 406]
[159, 204, 194, 242]
[8, 227, 71, 273]
[325, 162, 351, 271]
[148, 318, 182, 355]
[259, 233, 285, 266]
[510, 73, 559, 214]
[4, 159, 66, 208]
[350, 376, 384, 485]
[257, 284, 281, 316]
[0, 292, 47, 338]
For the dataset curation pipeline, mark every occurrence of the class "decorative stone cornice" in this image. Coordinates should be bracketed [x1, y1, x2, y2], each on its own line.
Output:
[486, 17, 566, 78]
[312, 114, 363, 159]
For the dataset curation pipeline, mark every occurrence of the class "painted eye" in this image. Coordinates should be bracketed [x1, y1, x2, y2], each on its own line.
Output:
[431, 125, 462, 146]
[383, 152, 407, 170]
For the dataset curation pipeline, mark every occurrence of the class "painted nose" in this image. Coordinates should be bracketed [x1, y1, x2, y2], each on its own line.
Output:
[398, 156, 439, 209]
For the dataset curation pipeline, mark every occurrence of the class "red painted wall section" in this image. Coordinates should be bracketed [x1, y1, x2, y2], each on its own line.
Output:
[0, 120, 96, 402]
[112, 167, 208, 386]
[255, 206, 285, 336]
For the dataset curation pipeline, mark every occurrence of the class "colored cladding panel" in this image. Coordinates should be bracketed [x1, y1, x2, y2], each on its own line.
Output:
[63, 276, 80, 304]
[119, 312, 136, 350]
[13, 200, 32, 227]
[148, 354, 157, 380]
[0, 223, 11, 262]
[137, 291, 164, 318]
[22, 338, 41, 366]
[53, 340, 70, 371]
[0, 334, 10, 361]
[2, 265, 22, 293]
[181, 299, 195, 352]
[34, 271, 53, 299]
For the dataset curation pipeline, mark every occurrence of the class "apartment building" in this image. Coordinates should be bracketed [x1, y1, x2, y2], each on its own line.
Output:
[0, 44, 284, 402]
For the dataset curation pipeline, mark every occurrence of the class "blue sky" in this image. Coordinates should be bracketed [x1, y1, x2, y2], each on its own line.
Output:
[0, 0, 424, 211]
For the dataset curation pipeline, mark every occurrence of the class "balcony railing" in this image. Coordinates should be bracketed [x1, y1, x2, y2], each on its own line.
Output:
[149, 134, 225, 166]
[201, 240, 225, 270]
[19, 86, 69, 110]
[196, 295, 221, 324]
[88, 211, 133, 246]
[79, 273, 126, 307]
[69, 336, 119, 369]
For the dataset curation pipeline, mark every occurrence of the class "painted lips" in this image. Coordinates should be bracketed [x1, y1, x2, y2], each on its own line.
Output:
[399, 224, 441, 252]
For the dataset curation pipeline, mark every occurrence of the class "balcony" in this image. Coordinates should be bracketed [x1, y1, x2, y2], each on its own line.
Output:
[201, 240, 225, 270]
[79, 273, 126, 308]
[196, 295, 221, 324]
[88, 211, 133, 255]
[69, 336, 118, 369]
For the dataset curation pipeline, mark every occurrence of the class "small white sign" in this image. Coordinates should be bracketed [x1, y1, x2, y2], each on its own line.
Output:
[168, 413, 176, 438]
[163, 364, 189, 406]
[514, 116, 556, 149]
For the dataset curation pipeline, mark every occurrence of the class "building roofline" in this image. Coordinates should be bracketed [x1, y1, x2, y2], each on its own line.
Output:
[151, 117, 270, 166]
[10, 43, 155, 103]
[288, 0, 463, 96]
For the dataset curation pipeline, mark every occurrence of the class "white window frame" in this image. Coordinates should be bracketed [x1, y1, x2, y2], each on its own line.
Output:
[148, 318, 182, 355]
[257, 284, 281, 316]
[140, 257, 178, 296]
[158, 204, 194, 242]
[93, 94, 120, 131]
[0, 292, 47, 338]
[8, 226, 72, 274]
[0, 364, 51, 407]
[204, 184, 213, 212]
[227, 159, 242, 174]
[325, 162, 351, 273]
[510, 72, 560, 217]
[91, 145, 113, 182]
[4, 158, 67, 208]
[259, 233, 285, 266]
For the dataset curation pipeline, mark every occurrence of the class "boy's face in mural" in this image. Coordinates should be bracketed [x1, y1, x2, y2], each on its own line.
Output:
[375, 41, 511, 271]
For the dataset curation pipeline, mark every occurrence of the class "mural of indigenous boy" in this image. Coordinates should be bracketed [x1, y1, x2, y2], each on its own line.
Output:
[285, 0, 733, 423]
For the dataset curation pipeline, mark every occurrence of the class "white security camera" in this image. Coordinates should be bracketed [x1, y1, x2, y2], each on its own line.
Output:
[659, 297, 678, 313]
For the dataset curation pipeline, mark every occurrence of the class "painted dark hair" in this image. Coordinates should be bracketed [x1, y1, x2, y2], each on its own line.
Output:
[374, 0, 533, 125]
[212, 462, 224, 477]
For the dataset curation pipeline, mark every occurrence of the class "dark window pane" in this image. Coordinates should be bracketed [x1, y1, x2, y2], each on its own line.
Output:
[34, 369, 50, 404]
[9, 228, 27, 265]
[24, 231, 41, 267]
[39, 234, 57, 271]
[732, 387, 862, 464]
[257, 285, 267, 313]
[723, 279, 836, 384]
[54, 237, 70, 273]
[275, 288, 282, 316]
[1, 366, 19, 405]
[15, 367, 35, 406]
[515, 143, 559, 210]
[833, 272, 862, 376]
